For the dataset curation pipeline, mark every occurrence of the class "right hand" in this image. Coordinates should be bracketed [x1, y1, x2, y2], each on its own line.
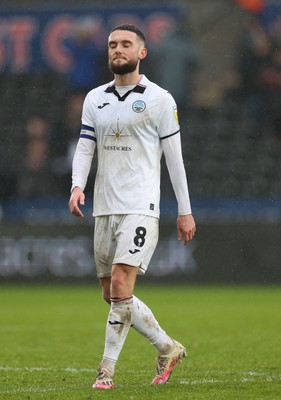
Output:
[68, 186, 85, 217]
[177, 214, 196, 245]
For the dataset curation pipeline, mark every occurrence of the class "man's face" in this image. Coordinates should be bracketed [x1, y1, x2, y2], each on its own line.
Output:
[108, 30, 146, 75]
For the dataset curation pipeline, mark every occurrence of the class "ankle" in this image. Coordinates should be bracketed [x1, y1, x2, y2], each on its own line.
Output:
[158, 340, 175, 356]
[100, 358, 116, 377]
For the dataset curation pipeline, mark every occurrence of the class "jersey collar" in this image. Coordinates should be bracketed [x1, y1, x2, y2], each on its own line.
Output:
[105, 83, 146, 101]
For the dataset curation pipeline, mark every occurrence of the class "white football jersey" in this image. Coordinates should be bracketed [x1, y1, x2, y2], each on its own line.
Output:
[79, 75, 181, 218]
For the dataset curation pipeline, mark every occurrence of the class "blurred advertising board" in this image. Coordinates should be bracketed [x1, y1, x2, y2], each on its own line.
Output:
[0, 5, 182, 73]
[0, 223, 197, 279]
[0, 221, 280, 283]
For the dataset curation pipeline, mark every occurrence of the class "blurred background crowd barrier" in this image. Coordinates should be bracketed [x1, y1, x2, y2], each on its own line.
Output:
[0, 0, 280, 283]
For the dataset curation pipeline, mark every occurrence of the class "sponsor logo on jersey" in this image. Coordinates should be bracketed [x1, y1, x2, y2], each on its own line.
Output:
[105, 118, 131, 143]
[107, 130, 131, 141]
[129, 249, 140, 254]
[103, 145, 132, 151]
[132, 100, 146, 113]
[98, 102, 110, 109]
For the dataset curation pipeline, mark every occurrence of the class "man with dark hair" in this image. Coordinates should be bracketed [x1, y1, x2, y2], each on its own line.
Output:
[111, 23, 146, 43]
[69, 24, 196, 390]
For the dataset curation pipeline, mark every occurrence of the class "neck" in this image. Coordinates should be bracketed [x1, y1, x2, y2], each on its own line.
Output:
[114, 72, 141, 87]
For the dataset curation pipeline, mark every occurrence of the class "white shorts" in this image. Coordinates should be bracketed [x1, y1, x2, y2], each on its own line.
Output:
[93, 214, 159, 278]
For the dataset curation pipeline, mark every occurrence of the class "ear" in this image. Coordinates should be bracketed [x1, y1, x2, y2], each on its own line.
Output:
[139, 47, 147, 60]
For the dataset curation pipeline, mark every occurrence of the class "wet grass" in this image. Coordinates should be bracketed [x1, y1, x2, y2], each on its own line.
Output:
[0, 284, 280, 399]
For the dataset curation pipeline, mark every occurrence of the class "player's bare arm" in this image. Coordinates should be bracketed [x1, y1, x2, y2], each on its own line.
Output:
[68, 186, 85, 217]
[177, 214, 196, 245]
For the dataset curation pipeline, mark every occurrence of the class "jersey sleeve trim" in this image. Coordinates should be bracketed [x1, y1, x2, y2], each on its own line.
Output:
[80, 124, 96, 141]
[160, 129, 180, 140]
[80, 133, 96, 141]
[81, 124, 95, 132]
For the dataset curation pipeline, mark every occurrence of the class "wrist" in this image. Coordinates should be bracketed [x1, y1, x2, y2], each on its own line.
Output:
[71, 185, 82, 194]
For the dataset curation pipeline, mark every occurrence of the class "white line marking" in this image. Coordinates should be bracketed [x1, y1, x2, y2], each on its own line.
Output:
[0, 366, 280, 378]
[0, 365, 280, 394]
[0, 366, 95, 373]
[179, 372, 281, 385]
[0, 386, 80, 394]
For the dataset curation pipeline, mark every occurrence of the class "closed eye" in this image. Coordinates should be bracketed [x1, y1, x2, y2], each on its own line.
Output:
[108, 40, 133, 49]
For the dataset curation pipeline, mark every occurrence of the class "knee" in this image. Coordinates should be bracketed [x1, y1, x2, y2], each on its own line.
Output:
[110, 264, 137, 298]
[111, 268, 132, 297]
[110, 274, 124, 294]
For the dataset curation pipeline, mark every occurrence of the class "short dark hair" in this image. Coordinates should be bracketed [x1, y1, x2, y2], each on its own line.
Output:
[111, 24, 146, 44]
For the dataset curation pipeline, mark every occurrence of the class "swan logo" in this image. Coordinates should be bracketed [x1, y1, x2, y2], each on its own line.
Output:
[132, 100, 146, 113]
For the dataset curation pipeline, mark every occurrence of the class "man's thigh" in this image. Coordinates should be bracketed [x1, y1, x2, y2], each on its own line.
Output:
[94, 214, 159, 278]
[94, 215, 117, 278]
[113, 214, 159, 275]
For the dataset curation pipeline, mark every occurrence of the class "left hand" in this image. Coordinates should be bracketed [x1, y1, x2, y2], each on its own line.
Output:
[68, 186, 85, 218]
[177, 214, 196, 245]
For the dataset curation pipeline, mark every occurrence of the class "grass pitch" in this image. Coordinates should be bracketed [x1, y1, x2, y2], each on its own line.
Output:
[0, 284, 280, 399]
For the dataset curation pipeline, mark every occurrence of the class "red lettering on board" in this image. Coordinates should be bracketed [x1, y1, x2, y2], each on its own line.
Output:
[43, 16, 73, 71]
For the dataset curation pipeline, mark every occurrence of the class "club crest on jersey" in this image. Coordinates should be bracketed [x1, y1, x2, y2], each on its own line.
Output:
[132, 100, 146, 113]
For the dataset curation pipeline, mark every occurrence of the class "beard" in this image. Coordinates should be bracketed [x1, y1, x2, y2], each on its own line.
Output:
[109, 58, 138, 75]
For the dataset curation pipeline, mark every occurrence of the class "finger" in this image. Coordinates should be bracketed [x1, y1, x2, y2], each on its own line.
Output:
[184, 230, 195, 245]
[70, 203, 83, 217]
[177, 229, 182, 241]
[73, 210, 83, 218]
[74, 207, 84, 217]
[189, 230, 195, 241]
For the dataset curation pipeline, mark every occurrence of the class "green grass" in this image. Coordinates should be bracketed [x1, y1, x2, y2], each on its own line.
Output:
[0, 284, 280, 399]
